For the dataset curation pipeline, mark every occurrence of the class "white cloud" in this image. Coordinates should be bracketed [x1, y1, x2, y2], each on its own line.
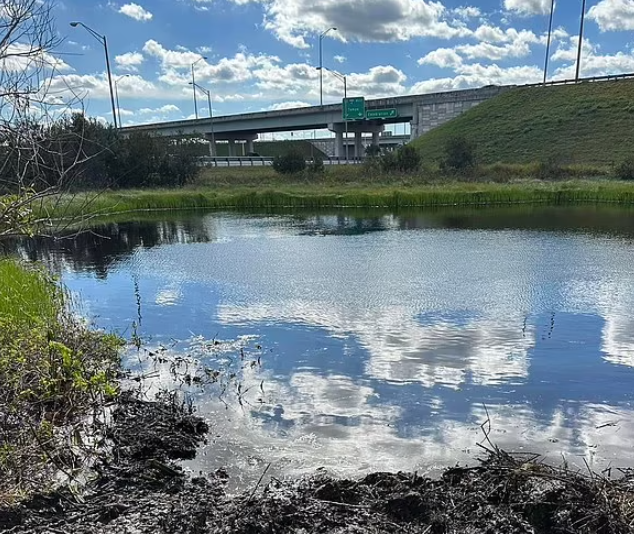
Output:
[333, 55, 346, 63]
[410, 63, 543, 94]
[256, 0, 469, 48]
[504, 0, 552, 16]
[268, 101, 311, 110]
[139, 104, 181, 114]
[453, 6, 481, 19]
[115, 52, 145, 72]
[143, 39, 204, 69]
[588, 0, 634, 31]
[0, 43, 73, 73]
[418, 48, 463, 68]
[119, 2, 153, 21]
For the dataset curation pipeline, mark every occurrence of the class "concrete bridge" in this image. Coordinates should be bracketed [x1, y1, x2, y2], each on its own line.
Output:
[122, 85, 513, 158]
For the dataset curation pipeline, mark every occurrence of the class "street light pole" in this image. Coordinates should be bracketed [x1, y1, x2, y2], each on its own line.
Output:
[318, 65, 348, 162]
[319, 27, 336, 107]
[189, 82, 215, 156]
[191, 56, 208, 120]
[70, 21, 118, 130]
[114, 74, 130, 128]
[543, 0, 555, 85]
[575, 0, 587, 82]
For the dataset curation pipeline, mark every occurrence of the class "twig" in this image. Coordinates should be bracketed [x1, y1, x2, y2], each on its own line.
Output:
[247, 462, 271, 503]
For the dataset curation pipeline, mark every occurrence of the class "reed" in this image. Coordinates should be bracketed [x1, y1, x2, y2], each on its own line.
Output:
[43, 180, 634, 219]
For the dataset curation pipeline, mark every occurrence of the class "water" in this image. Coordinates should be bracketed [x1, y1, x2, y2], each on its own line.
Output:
[13, 206, 634, 485]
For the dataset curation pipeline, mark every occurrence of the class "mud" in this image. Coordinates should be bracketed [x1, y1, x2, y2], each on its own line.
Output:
[2, 392, 634, 534]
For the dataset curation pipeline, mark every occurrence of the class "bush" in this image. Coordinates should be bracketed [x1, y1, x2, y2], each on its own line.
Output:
[365, 144, 381, 158]
[536, 157, 565, 181]
[272, 150, 306, 174]
[614, 157, 634, 181]
[441, 136, 477, 173]
[307, 154, 325, 174]
[379, 145, 421, 173]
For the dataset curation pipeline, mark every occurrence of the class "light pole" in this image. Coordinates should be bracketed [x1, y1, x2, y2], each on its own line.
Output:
[114, 74, 130, 128]
[189, 81, 216, 156]
[191, 56, 208, 120]
[317, 65, 347, 161]
[575, 0, 587, 81]
[543, 0, 555, 85]
[318, 27, 337, 107]
[70, 21, 118, 129]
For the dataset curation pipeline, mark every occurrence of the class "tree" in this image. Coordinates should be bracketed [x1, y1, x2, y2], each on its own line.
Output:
[0, 0, 99, 239]
[272, 149, 306, 174]
[441, 136, 477, 174]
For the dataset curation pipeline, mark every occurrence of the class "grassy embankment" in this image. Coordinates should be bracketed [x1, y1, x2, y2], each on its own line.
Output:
[49, 172, 634, 218]
[0, 259, 120, 501]
[411, 79, 634, 165]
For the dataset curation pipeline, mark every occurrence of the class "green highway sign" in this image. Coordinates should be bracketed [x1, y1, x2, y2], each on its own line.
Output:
[366, 108, 398, 119]
[343, 97, 365, 120]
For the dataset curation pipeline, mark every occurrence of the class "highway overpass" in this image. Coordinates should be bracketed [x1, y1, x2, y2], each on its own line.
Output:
[121, 85, 512, 158]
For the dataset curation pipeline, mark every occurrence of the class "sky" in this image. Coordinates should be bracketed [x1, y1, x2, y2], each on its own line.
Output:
[40, 0, 634, 129]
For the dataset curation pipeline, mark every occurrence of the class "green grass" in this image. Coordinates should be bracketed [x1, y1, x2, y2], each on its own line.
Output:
[47, 180, 634, 219]
[0, 259, 60, 327]
[411, 79, 634, 165]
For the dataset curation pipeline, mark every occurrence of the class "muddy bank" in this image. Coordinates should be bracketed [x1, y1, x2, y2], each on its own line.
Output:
[2, 392, 634, 534]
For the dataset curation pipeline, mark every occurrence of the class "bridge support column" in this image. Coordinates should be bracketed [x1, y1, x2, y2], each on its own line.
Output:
[372, 130, 380, 147]
[227, 139, 236, 156]
[246, 138, 255, 154]
[354, 131, 363, 160]
[335, 131, 344, 158]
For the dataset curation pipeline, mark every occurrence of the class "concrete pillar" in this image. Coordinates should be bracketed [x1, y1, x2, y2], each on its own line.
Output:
[335, 131, 344, 159]
[228, 139, 235, 157]
[372, 130, 380, 146]
[246, 138, 254, 154]
[354, 131, 363, 160]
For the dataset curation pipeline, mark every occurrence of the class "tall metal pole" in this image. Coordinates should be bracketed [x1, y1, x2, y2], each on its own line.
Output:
[102, 35, 118, 130]
[575, 0, 587, 81]
[191, 56, 207, 120]
[543, 0, 555, 85]
[319, 27, 336, 106]
[115, 74, 129, 129]
[343, 76, 348, 163]
[70, 22, 118, 130]
[191, 64, 198, 119]
[206, 90, 215, 157]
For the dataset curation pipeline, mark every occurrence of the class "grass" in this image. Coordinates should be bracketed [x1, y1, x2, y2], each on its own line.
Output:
[0, 259, 121, 500]
[0, 260, 60, 327]
[411, 79, 634, 165]
[47, 177, 634, 219]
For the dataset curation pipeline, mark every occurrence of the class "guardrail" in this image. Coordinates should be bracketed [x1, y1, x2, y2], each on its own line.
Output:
[198, 156, 364, 167]
[526, 72, 634, 88]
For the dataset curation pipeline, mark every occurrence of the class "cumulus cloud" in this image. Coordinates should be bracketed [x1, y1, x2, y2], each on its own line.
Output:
[119, 2, 153, 21]
[257, 0, 469, 48]
[268, 101, 311, 110]
[418, 48, 463, 68]
[139, 104, 181, 114]
[115, 52, 145, 72]
[588, 0, 634, 31]
[504, 0, 552, 16]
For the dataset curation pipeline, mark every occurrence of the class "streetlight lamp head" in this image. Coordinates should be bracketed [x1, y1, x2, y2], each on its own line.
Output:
[69, 21, 79, 27]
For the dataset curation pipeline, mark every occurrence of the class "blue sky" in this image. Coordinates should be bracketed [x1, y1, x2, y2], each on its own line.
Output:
[46, 0, 634, 127]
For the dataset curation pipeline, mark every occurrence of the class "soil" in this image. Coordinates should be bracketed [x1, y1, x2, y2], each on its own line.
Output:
[2, 392, 634, 534]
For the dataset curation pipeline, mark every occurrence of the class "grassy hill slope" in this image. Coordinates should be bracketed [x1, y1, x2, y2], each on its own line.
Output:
[411, 80, 634, 165]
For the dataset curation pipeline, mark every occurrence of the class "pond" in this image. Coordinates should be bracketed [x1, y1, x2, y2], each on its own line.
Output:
[13, 205, 634, 487]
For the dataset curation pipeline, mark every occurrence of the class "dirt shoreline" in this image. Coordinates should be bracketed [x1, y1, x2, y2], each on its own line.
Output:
[2, 391, 634, 534]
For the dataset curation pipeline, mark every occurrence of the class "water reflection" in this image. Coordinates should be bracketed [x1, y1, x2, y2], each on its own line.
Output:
[12, 206, 634, 486]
